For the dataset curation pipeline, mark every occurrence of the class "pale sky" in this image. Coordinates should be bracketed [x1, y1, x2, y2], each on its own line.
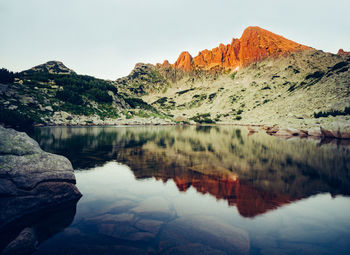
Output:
[0, 0, 349, 79]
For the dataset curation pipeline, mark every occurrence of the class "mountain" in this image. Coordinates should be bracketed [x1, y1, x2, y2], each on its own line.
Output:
[1, 26, 349, 134]
[22, 60, 76, 75]
[0, 62, 170, 129]
[117, 26, 350, 133]
[166, 26, 311, 72]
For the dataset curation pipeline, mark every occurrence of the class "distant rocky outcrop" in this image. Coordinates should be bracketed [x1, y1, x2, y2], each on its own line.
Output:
[21, 61, 76, 75]
[163, 26, 311, 71]
[338, 49, 350, 56]
[0, 126, 81, 254]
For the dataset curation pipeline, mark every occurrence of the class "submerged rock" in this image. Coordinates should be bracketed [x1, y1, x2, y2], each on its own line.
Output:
[0, 126, 81, 254]
[158, 215, 250, 255]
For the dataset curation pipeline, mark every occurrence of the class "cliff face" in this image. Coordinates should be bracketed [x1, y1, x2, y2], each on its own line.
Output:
[167, 26, 311, 71]
[173, 51, 193, 71]
[338, 49, 350, 56]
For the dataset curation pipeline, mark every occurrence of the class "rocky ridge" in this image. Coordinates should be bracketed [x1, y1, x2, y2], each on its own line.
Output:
[166, 26, 311, 72]
[338, 49, 350, 56]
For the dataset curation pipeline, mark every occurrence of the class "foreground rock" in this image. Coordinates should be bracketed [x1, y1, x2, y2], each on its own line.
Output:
[0, 126, 81, 254]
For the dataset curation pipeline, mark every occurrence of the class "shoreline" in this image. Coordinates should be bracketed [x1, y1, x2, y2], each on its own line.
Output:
[26, 120, 350, 140]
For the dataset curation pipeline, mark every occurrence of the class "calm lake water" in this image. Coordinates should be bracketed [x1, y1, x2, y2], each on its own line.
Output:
[28, 125, 350, 255]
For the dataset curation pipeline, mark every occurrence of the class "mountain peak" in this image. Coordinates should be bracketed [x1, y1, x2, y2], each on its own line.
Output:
[25, 60, 76, 74]
[165, 27, 312, 72]
[174, 51, 193, 71]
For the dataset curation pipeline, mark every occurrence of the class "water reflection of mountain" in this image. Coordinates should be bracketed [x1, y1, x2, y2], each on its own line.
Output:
[30, 126, 350, 217]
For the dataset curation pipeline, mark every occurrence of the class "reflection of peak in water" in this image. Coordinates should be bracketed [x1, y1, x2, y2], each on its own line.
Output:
[30, 126, 350, 217]
[146, 169, 294, 218]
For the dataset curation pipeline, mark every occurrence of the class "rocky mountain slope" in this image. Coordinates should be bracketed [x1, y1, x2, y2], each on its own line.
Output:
[116, 27, 350, 132]
[0, 61, 171, 129]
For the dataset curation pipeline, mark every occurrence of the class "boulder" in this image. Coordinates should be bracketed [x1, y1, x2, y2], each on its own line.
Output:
[265, 125, 279, 135]
[274, 127, 300, 137]
[321, 122, 350, 139]
[0, 126, 81, 253]
[320, 127, 339, 138]
[308, 127, 322, 137]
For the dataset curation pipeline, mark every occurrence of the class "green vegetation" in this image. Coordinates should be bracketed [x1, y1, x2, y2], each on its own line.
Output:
[152, 97, 175, 110]
[287, 82, 299, 92]
[0, 105, 35, 130]
[176, 88, 195, 95]
[153, 97, 168, 105]
[19, 71, 116, 105]
[329, 61, 348, 72]
[230, 72, 237, 80]
[305, 71, 324, 80]
[189, 113, 215, 124]
[261, 85, 271, 90]
[230, 95, 238, 103]
[0, 68, 14, 83]
[190, 94, 207, 108]
[313, 107, 350, 118]
[125, 97, 157, 111]
[237, 109, 243, 114]
[209, 93, 217, 101]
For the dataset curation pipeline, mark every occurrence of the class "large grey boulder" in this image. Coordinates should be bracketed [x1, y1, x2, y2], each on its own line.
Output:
[0, 126, 81, 254]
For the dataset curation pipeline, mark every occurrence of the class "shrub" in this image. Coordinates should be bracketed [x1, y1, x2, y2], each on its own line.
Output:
[314, 107, 350, 118]
[125, 97, 156, 111]
[189, 113, 215, 124]
[230, 72, 237, 80]
[56, 90, 83, 105]
[209, 93, 217, 101]
[0, 68, 15, 83]
[176, 88, 195, 95]
[0, 105, 34, 130]
[261, 86, 271, 90]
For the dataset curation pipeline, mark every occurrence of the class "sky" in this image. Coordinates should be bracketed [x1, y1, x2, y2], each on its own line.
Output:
[0, 0, 349, 79]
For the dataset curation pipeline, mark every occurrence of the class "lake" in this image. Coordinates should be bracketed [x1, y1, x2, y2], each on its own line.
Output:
[27, 125, 350, 255]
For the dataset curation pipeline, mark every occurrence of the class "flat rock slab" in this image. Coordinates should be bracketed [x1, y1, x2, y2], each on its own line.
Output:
[135, 219, 163, 235]
[130, 196, 175, 220]
[158, 215, 250, 255]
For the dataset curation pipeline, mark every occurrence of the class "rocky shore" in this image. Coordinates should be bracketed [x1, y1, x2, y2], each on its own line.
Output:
[34, 111, 175, 127]
[260, 122, 350, 139]
[34, 113, 350, 140]
[0, 126, 81, 254]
